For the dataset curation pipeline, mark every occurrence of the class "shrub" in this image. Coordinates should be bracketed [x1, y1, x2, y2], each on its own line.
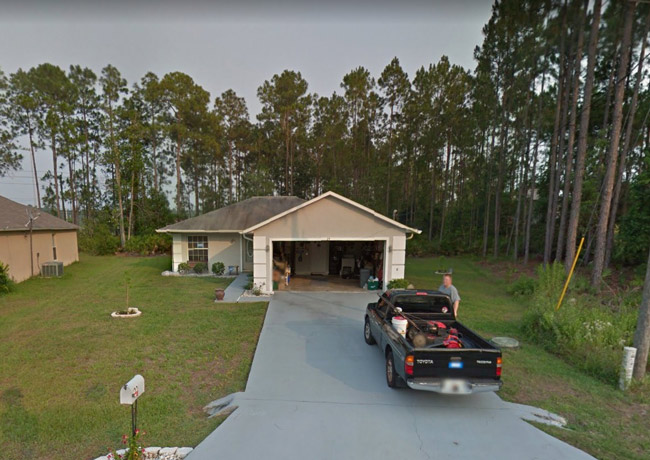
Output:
[521, 262, 639, 383]
[0, 261, 13, 294]
[507, 275, 536, 297]
[387, 278, 410, 289]
[123, 233, 172, 255]
[177, 262, 190, 273]
[79, 222, 120, 255]
[193, 262, 208, 274]
[212, 261, 225, 276]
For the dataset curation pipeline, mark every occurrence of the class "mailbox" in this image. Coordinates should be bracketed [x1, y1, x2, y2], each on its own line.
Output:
[120, 374, 145, 405]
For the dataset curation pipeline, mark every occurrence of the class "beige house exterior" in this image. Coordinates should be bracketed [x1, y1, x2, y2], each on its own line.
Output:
[158, 192, 420, 293]
[0, 196, 79, 283]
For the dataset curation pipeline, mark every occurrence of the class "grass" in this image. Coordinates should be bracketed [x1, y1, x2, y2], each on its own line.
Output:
[0, 254, 267, 460]
[406, 256, 650, 460]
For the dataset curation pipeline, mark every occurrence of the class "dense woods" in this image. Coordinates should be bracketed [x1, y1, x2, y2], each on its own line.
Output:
[0, 0, 649, 285]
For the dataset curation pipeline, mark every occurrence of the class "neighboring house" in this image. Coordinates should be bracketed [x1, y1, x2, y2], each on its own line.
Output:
[0, 195, 79, 283]
[157, 191, 420, 293]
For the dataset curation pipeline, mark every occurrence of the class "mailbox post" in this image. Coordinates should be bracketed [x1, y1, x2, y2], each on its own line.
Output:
[120, 374, 145, 437]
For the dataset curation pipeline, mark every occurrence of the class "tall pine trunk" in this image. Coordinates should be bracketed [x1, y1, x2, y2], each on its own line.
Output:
[632, 248, 650, 379]
[556, 0, 586, 263]
[604, 9, 650, 269]
[28, 118, 41, 209]
[591, 0, 636, 287]
[51, 132, 61, 217]
[565, 0, 602, 271]
[544, 3, 567, 264]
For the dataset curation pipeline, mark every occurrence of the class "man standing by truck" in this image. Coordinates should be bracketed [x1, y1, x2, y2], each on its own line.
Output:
[439, 273, 461, 317]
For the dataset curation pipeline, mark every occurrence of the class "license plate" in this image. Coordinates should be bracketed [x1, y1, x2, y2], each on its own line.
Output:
[449, 361, 463, 369]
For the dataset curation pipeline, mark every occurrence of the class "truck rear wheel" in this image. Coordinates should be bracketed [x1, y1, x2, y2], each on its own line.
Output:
[386, 350, 400, 388]
[364, 317, 376, 345]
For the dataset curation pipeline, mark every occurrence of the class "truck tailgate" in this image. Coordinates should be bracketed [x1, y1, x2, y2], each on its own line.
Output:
[412, 348, 501, 379]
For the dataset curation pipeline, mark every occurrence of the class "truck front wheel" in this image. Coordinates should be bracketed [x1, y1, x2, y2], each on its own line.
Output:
[364, 317, 376, 345]
[386, 350, 400, 388]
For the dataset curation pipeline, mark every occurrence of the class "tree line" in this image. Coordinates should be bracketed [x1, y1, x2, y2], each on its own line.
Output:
[0, 0, 649, 287]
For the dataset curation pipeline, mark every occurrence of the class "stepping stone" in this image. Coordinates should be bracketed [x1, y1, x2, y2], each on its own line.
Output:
[490, 336, 520, 349]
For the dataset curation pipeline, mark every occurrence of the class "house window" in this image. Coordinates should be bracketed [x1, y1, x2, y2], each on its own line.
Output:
[188, 235, 208, 262]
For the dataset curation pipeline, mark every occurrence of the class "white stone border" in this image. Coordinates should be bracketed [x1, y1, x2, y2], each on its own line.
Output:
[161, 270, 238, 278]
[96, 446, 193, 460]
[111, 308, 142, 318]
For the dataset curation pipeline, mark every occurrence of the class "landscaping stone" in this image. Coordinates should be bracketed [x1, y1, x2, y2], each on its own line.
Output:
[176, 447, 193, 458]
[490, 336, 520, 349]
[95, 446, 193, 460]
[161, 270, 236, 278]
[111, 307, 142, 318]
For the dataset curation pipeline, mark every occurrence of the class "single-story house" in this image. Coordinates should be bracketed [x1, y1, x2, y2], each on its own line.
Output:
[157, 191, 420, 293]
[0, 195, 79, 283]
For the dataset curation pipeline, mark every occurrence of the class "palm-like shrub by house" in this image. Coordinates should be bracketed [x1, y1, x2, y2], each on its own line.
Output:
[0, 261, 12, 294]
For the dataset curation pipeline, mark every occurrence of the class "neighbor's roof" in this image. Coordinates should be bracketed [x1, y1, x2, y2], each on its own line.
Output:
[242, 191, 422, 234]
[157, 196, 306, 233]
[0, 195, 79, 232]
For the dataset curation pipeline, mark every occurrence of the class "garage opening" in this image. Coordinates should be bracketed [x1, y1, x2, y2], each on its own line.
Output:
[271, 240, 385, 292]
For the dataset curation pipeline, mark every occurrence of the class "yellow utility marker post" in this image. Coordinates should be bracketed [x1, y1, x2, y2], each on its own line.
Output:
[555, 237, 585, 311]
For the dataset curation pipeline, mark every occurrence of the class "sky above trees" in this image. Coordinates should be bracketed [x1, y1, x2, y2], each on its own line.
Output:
[0, 0, 491, 204]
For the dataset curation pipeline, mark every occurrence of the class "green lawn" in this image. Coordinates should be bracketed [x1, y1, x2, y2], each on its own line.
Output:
[406, 256, 650, 460]
[0, 255, 267, 460]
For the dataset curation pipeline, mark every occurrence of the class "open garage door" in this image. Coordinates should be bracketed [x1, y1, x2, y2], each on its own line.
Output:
[271, 240, 386, 292]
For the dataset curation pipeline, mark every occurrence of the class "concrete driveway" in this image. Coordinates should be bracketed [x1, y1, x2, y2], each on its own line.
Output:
[189, 292, 593, 460]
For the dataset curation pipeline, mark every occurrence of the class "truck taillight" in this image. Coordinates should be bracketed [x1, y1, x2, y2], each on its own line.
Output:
[496, 356, 502, 377]
[405, 355, 414, 376]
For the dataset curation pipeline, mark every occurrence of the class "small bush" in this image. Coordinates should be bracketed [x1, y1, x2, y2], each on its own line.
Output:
[177, 262, 190, 273]
[387, 278, 410, 289]
[79, 222, 120, 255]
[212, 261, 225, 276]
[507, 275, 536, 297]
[0, 261, 13, 294]
[193, 262, 208, 274]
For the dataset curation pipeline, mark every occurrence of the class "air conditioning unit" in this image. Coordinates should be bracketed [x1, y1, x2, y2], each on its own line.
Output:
[41, 261, 64, 277]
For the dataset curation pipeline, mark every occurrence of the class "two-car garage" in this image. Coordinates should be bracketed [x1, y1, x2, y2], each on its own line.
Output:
[243, 192, 419, 294]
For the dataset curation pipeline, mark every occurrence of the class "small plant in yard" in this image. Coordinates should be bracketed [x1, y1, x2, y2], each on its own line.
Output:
[507, 275, 536, 297]
[251, 283, 265, 296]
[212, 261, 225, 275]
[108, 429, 146, 460]
[387, 278, 410, 289]
[193, 262, 208, 274]
[0, 260, 13, 294]
[178, 261, 190, 273]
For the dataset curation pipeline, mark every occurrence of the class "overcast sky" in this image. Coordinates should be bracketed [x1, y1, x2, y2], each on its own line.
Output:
[0, 0, 493, 205]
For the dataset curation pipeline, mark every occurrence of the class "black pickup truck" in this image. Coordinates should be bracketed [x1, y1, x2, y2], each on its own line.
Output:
[364, 289, 503, 394]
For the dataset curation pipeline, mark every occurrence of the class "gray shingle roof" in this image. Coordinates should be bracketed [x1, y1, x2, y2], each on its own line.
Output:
[157, 196, 306, 232]
[0, 195, 79, 232]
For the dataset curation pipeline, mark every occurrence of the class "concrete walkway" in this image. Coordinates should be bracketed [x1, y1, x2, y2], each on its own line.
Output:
[221, 273, 272, 303]
[189, 292, 593, 460]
